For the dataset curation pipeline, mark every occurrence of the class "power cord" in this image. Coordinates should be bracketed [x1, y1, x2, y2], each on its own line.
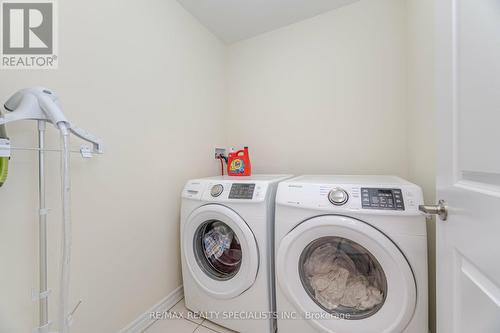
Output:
[216, 154, 228, 176]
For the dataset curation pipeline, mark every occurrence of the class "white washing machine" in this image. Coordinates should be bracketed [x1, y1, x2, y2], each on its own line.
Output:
[181, 175, 292, 333]
[275, 175, 428, 333]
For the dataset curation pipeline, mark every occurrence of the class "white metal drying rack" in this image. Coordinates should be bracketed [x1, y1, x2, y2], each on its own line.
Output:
[8, 143, 97, 158]
[0, 122, 102, 333]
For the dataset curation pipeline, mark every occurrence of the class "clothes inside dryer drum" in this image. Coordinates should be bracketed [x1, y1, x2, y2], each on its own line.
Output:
[300, 237, 387, 319]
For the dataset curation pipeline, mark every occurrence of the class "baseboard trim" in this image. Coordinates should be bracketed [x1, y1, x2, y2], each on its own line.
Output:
[117, 285, 184, 333]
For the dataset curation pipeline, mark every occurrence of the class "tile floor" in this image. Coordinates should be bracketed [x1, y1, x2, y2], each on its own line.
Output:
[143, 298, 237, 333]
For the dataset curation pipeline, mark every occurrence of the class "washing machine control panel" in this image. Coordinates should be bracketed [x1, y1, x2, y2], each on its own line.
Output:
[361, 188, 405, 210]
[228, 183, 256, 199]
[184, 181, 269, 202]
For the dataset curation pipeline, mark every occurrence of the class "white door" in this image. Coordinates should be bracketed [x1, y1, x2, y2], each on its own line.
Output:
[434, 1, 500, 332]
[183, 204, 259, 299]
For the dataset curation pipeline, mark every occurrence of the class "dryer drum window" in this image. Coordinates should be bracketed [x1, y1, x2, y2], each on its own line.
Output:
[299, 237, 388, 320]
[194, 220, 242, 281]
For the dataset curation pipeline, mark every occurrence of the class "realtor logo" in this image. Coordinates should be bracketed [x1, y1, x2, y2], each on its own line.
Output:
[1, 0, 58, 69]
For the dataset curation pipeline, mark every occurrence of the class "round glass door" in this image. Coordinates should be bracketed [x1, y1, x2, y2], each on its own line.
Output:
[299, 236, 387, 320]
[195, 220, 242, 280]
[183, 204, 259, 299]
[276, 215, 417, 333]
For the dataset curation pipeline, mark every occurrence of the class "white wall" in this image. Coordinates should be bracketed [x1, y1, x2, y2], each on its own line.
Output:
[407, 0, 436, 331]
[0, 0, 225, 332]
[226, 0, 409, 177]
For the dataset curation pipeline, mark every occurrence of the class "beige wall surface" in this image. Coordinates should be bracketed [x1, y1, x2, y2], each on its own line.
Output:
[0, 0, 226, 332]
[226, 0, 409, 180]
[407, 0, 437, 331]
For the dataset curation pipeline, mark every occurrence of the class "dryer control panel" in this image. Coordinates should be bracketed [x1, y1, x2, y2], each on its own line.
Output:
[275, 176, 424, 216]
[361, 188, 405, 210]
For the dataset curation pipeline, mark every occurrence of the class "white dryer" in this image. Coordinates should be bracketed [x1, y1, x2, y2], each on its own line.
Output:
[181, 175, 291, 333]
[275, 175, 428, 333]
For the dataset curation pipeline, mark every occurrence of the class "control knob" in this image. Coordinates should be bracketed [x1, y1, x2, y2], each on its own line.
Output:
[210, 184, 224, 197]
[328, 188, 349, 206]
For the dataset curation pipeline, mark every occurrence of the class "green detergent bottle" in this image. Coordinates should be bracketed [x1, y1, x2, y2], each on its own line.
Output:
[0, 120, 9, 187]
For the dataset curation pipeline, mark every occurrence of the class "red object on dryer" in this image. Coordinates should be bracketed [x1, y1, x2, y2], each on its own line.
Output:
[227, 147, 252, 176]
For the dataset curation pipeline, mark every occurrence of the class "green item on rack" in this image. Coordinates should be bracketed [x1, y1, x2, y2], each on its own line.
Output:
[0, 157, 8, 187]
[0, 115, 8, 187]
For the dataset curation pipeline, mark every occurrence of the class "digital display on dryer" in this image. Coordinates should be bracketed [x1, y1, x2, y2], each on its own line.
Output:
[229, 183, 255, 199]
[361, 188, 404, 210]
